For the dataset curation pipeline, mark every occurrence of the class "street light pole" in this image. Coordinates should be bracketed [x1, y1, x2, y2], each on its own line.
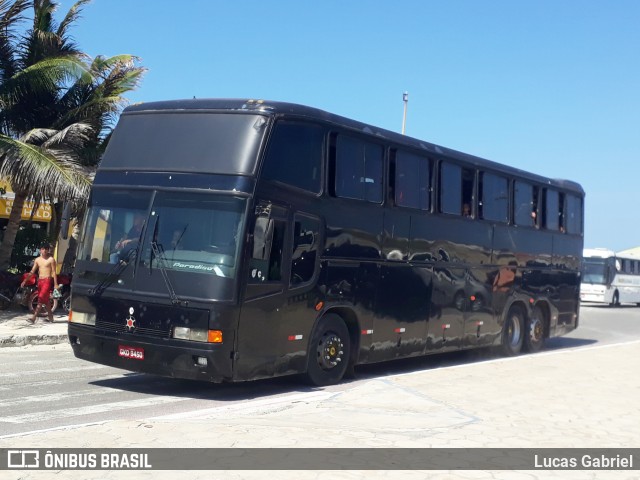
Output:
[402, 91, 409, 135]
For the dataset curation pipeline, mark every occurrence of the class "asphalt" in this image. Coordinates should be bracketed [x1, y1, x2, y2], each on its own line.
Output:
[1, 307, 639, 479]
[0, 306, 69, 347]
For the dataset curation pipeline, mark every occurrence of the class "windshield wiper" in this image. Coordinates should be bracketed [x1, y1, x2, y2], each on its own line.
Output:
[89, 218, 146, 297]
[89, 247, 137, 297]
[150, 215, 186, 306]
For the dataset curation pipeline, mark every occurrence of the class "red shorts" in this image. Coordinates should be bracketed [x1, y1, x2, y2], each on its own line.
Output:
[37, 277, 54, 304]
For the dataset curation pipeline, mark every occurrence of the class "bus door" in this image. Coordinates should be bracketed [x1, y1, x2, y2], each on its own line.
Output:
[235, 203, 322, 381]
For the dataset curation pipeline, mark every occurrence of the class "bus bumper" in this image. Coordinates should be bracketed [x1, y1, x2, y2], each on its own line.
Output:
[68, 323, 234, 383]
[580, 293, 605, 303]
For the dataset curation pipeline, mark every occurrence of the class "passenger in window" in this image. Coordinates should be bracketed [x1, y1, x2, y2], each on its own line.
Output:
[462, 203, 471, 218]
[116, 213, 144, 250]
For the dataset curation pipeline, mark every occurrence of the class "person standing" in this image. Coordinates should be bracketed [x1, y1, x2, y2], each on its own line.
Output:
[21, 243, 59, 323]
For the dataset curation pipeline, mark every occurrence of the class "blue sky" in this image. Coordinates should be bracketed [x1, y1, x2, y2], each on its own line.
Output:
[56, 0, 640, 251]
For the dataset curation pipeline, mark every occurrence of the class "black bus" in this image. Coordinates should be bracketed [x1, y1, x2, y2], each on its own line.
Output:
[68, 99, 584, 386]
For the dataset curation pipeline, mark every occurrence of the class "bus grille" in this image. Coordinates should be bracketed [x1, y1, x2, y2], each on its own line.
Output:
[96, 319, 171, 339]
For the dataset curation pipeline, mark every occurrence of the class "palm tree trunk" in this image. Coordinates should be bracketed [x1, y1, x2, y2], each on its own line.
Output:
[50, 201, 63, 244]
[0, 194, 26, 270]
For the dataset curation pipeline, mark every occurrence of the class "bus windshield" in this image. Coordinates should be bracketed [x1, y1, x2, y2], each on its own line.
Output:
[79, 190, 246, 281]
[582, 258, 608, 284]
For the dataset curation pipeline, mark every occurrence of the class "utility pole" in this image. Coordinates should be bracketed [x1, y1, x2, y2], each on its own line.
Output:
[402, 91, 409, 135]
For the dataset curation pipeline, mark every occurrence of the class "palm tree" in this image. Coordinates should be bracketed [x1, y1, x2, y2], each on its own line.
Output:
[0, 0, 145, 269]
[0, 123, 92, 268]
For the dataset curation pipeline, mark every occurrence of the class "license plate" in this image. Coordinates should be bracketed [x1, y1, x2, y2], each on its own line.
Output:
[118, 345, 144, 360]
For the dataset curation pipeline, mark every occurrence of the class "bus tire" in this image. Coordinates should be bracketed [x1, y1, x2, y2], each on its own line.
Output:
[501, 305, 524, 356]
[524, 305, 545, 353]
[305, 314, 350, 386]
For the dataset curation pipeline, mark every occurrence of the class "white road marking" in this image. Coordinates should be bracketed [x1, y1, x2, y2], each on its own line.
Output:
[0, 395, 188, 424]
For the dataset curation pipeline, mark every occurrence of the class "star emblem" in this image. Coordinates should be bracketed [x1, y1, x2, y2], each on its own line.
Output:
[126, 316, 135, 330]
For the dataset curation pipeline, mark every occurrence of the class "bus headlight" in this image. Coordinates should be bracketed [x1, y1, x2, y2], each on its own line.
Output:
[69, 310, 96, 326]
[173, 327, 223, 343]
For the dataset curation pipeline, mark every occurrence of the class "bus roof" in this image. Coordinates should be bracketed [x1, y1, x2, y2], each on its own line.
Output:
[583, 248, 615, 258]
[123, 98, 584, 195]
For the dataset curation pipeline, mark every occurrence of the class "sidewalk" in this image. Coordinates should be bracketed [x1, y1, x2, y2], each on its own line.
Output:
[0, 307, 68, 347]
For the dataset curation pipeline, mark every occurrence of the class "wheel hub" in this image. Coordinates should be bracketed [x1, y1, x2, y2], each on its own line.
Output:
[529, 317, 543, 342]
[317, 332, 344, 370]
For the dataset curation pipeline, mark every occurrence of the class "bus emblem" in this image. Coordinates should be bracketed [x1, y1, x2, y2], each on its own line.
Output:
[126, 308, 136, 331]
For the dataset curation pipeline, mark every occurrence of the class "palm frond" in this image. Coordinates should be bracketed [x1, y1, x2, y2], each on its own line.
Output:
[57, 0, 91, 39]
[41, 122, 92, 149]
[0, 133, 91, 203]
[19, 127, 58, 145]
[0, 54, 89, 104]
[0, 0, 31, 82]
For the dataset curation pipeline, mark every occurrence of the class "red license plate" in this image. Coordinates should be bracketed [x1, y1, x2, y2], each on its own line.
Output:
[118, 345, 144, 360]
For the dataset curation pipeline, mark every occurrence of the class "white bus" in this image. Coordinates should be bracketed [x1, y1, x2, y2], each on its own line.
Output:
[581, 248, 640, 306]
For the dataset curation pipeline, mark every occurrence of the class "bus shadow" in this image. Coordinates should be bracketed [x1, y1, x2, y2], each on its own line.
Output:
[351, 337, 598, 381]
[90, 336, 599, 400]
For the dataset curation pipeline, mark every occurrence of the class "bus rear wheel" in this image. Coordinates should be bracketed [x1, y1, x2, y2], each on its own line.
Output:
[305, 314, 350, 386]
[501, 305, 524, 356]
[524, 305, 545, 353]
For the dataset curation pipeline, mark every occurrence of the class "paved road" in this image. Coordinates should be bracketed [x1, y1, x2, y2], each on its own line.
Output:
[0, 306, 639, 479]
[1, 305, 639, 439]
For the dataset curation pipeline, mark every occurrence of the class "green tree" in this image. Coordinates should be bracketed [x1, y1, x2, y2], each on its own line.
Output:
[0, 0, 145, 269]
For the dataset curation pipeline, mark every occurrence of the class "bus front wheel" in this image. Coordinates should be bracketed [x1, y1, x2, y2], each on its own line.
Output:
[501, 305, 524, 356]
[305, 314, 350, 386]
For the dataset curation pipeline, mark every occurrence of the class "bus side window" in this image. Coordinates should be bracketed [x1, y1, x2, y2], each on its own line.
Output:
[395, 150, 431, 210]
[261, 121, 324, 194]
[250, 217, 286, 282]
[439, 162, 462, 215]
[479, 172, 508, 223]
[334, 134, 383, 203]
[290, 214, 320, 286]
[559, 192, 566, 232]
[514, 181, 538, 227]
[543, 189, 560, 231]
[565, 193, 582, 234]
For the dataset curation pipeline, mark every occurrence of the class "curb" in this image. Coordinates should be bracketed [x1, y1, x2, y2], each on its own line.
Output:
[0, 333, 69, 348]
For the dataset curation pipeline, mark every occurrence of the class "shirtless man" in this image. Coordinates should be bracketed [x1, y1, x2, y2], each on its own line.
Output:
[21, 243, 59, 323]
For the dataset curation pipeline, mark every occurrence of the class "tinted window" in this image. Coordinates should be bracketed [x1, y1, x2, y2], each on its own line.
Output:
[103, 112, 267, 174]
[544, 189, 560, 231]
[335, 135, 383, 203]
[249, 218, 286, 283]
[440, 162, 462, 215]
[290, 214, 320, 285]
[565, 194, 582, 234]
[480, 172, 508, 223]
[514, 181, 537, 227]
[395, 150, 431, 210]
[262, 122, 324, 193]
